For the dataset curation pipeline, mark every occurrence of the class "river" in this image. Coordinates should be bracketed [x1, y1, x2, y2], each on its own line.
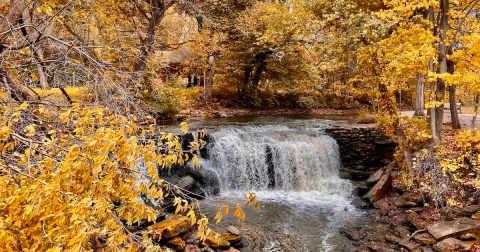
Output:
[165, 116, 367, 251]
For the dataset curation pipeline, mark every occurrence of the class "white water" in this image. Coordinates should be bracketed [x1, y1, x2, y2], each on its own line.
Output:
[199, 124, 361, 252]
[202, 125, 353, 201]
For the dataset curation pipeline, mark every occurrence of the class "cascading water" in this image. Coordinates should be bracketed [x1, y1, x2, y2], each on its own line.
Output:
[198, 123, 362, 252]
[201, 125, 353, 200]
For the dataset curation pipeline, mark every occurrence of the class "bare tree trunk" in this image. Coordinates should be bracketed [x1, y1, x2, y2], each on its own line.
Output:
[447, 49, 460, 129]
[434, 0, 449, 140]
[131, 0, 176, 89]
[414, 72, 425, 116]
[19, 17, 50, 89]
[428, 6, 439, 141]
[472, 93, 479, 129]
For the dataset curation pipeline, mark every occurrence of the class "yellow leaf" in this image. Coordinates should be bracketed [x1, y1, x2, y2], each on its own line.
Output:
[24, 125, 35, 137]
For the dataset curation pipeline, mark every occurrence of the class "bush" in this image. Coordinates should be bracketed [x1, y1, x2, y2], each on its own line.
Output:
[296, 96, 316, 109]
[356, 108, 377, 124]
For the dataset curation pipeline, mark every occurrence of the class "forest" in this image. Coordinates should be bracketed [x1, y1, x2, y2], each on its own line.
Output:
[1, 0, 480, 251]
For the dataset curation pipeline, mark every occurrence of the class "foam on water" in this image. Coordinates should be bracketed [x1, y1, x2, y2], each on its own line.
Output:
[202, 125, 353, 201]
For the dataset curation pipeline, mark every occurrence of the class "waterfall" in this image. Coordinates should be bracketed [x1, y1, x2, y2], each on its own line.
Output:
[201, 125, 353, 198]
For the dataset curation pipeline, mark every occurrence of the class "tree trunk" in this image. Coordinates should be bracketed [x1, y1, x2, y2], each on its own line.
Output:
[434, 0, 449, 140]
[428, 6, 439, 140]
[130, 0, 175, 88]
[473, 93, 479, 129]
[414, 72, 425, 116]
[0, 67, 36, 101]
[447, 49, 460, 129]
[241, 52, 270, 105]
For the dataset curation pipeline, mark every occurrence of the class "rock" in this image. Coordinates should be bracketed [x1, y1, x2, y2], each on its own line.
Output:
[412, 231, 436, 245]
[366, 169, 384, 184]
[464, 205, 480, 213]
[339, 171, 353, 180]
[341, 243, 357, 252]
[406, 211, 428, 229]
[460, 233, 476, 240]
[373, 198, 393, 215]
[393, 225, 411, 237]
[184, 244, 202, 252]
[426, 217, 480, 241]
[220, 233, 242, 244]
[385, 233, 419, 251]
[472, 212, 480, 220]
[177, 175, 196, 190]
[166, 237, 185, 251]
[205, 234, 230, 249]
[393, 197, 418, 208]
[226, 226, 240, 236]
[433, 238, 473, 252]
[222, 248, 240, 252]
[340, 168, 372, 180]
[340, 227, 367, 241]
[148, 215, 191, 241]
[351, 198, 369, 209]
[365, 173, 392, 203]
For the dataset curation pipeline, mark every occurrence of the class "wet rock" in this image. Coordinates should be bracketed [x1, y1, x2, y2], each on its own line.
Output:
[339, 171, 353, 180]
[205, 234, 230, 249]
[340, 227, 367, 241]
[393, 197, 418, 208]
[166, 237, 186, 251]
[464, 205, 480, 213]
[433, 238, 473, 252]
[365, 173, 392, 203]
[385, 233, 419, 251]
[412, 231, 436, 245]
[177, 175, 196, 190]
[341, 243, 357, 252]
[351, 198, 369, 209]
[366, 169, 384, 184]
[197, 131, 213, 159]
[426, 217, 480, 240]
[340, 168, 372, 180]
[226, 226, 240, 236]
[148, 215, 191, 241]
[352, 181, 370, 197]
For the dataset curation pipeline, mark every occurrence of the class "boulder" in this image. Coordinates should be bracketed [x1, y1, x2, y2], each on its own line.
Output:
[167, 237, 186, 251]
[148, 215, 191, 241]
[412, 231, 436, 245]
[365, 173, 392, 203]
[340, 227, 367, 241]
[366, 169, 384, 184]
[226, 226, 240, 236]
[426, 217, 480, 241]
[433, 238, 473, 252]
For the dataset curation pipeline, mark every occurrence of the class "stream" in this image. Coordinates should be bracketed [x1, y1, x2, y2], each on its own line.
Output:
[166, 116, 367, 251]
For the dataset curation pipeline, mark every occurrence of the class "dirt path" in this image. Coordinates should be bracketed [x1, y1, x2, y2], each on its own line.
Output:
[401, 109, 476, 129]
